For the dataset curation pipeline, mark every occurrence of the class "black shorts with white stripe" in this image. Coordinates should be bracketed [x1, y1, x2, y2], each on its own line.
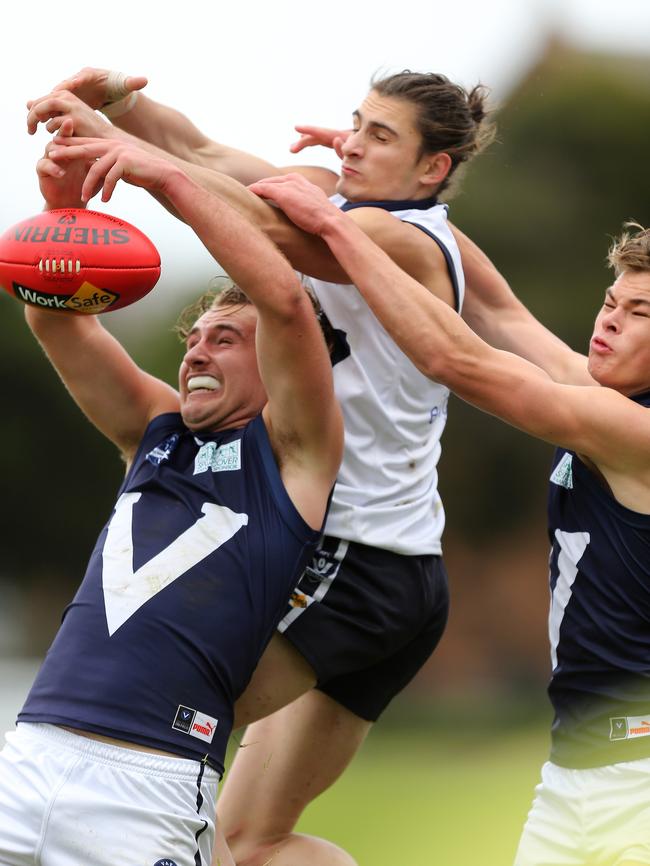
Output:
[277, 535, 449, 721]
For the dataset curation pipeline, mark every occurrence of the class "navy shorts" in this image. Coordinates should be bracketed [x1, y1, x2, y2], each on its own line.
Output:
[277, 535, 449, 721]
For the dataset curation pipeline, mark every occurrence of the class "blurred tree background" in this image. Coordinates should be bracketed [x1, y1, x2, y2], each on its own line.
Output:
[2, 37, 649, 725]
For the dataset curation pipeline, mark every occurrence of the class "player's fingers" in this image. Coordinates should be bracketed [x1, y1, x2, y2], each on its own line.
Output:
[248, 180, 268, 196]
[125, 75, 148, 93]
[26, 97, 60, 134]
[26, 93, 54, 112]
[333, 137, 345, 160]
[249, 179, 285, 200]
[289, 136, 317, 154]
[36, 156, 65, 178]
[49, 138, 111, 160]
[26, 95, 75, 132]
[59, 118, 74, 138]
[50, 75, 80, 93]
[81, 156, 115, 202]
[50, 67, 93, 92]
[48, 144, 89, 162]
[257, 174, 293, 185]
[48, 144, 109, 172]
[99, 161, 128, 202]
[45, 117, 65, 135]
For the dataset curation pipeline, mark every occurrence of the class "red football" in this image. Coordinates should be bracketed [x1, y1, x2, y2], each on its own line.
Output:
[0, 208, 161, 314]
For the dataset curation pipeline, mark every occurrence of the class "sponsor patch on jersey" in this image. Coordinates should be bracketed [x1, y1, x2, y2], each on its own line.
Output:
[194, 439, 241, 474]
[610, 715, 650, 741]
[172, 704, 219, 743]
[146, 433, 180, 466]
[550, 452, 573, 489]
[172, 704, 196, 734]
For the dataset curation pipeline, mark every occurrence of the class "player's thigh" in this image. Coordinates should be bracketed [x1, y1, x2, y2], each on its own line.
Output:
[233, 632, 317, 729]
[220, 690, 371, 838]
[0, 727, 56, 865]
[602, 758, 650, 866]
[45, 760, 218, 866]
[513, 762, 583, 866]
[38, 726, 218, 866]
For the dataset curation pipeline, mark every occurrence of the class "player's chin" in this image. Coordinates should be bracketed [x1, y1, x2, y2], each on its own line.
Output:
[336, 176, 360, 200]
[180, 400, 218, 432]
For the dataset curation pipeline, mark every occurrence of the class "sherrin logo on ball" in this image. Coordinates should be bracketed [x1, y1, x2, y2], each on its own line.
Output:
[0, 208, 161, 314]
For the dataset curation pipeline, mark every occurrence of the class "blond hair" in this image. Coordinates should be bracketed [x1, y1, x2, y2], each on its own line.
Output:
[608, 222, 650, 277]
[174, 277, 250, 342]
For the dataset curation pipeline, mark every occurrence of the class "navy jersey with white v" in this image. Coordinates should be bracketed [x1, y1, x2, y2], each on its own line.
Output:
[547, 391, 650, 769]
[19, 413, 321, 775]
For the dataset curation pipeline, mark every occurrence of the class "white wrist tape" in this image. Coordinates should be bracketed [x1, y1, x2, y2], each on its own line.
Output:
[101, 92, 138, 118]
[104, 70, 131, 104]
[99, 70, 138, 118]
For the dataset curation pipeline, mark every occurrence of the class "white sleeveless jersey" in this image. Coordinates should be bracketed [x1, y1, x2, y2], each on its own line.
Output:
[308, 193, 464, 555]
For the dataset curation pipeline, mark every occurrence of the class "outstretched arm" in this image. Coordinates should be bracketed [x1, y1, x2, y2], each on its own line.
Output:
[47, 138, 343, 525]
[453, 225, 594, 386]
[28, 68, 338, 191]
[27, 134, 179, 464]
[46, 134, 449, 298]
[249, 174, 650, 478]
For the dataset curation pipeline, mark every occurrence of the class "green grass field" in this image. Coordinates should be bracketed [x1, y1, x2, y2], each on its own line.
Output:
[290, 720, 549, 866]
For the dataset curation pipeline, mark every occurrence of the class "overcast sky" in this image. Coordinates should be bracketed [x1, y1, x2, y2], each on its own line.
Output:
[2, 0, 649, 324]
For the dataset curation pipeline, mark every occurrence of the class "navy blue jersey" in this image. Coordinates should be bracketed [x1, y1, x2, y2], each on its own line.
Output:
[19, 413, 321, 775]
[547, 391, 650, 768]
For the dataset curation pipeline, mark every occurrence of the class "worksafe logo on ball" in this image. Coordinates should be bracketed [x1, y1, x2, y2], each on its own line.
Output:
[172, 704, 219, 743]
[13, 280, 119, 314]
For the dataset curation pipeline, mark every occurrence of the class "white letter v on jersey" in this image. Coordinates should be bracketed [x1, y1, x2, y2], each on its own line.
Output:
[102, 491, 249, 636]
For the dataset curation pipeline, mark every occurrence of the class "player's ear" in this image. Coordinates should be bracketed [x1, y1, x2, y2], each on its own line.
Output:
[419, 152, 452, 190]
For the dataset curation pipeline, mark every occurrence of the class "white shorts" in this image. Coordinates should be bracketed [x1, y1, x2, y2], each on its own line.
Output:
[514, 758, 650, 865]
[0, 723, 219, 866]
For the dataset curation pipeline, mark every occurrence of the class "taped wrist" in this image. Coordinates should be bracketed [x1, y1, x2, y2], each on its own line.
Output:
[101, 93, 138, 118]
[100, 71, 138, 118]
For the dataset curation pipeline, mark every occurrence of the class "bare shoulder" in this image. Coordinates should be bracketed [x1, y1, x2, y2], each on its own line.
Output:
[566, 386, 650, 471]
[586, 392, 650, 512]
[346, 207, 454, 303]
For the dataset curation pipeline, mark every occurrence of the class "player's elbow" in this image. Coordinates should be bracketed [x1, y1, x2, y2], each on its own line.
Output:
[405, 329, 466, 384]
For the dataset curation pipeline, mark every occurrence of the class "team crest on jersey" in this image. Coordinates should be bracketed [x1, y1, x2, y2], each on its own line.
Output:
[153, 860, 178, 866]
[172, 704, 218, 743]
[550, 452, 573, 489]
[194, 439, 241, 474]
[146, 433, 180, 466]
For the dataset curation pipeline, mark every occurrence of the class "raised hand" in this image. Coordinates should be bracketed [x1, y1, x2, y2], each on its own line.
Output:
[32, 67, 148, 111]
[27, 90, 113, 138]
[289, 125, 351, 159]
[47, 137, 181, 204]
[36, 121, 89, 210]
[249, 173, 341, 236]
